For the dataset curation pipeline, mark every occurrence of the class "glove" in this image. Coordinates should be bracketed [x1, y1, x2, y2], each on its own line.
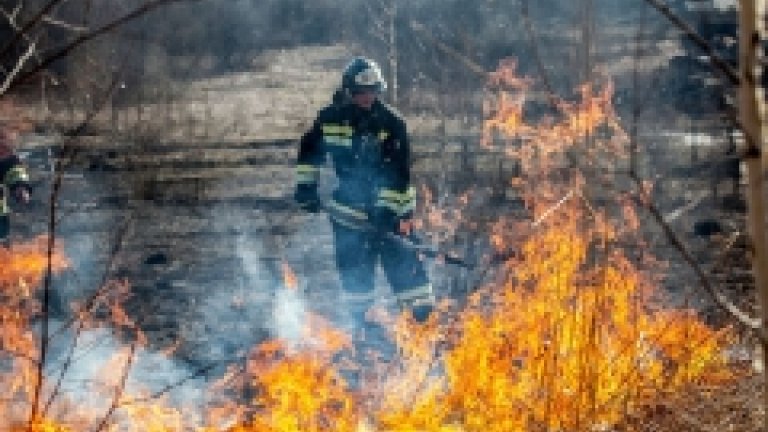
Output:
[294, 184, 320, 213]
[11, 184, 30, 205]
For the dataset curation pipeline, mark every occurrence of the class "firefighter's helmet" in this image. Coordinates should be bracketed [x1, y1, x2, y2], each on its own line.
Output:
[341, 57, 387, 94]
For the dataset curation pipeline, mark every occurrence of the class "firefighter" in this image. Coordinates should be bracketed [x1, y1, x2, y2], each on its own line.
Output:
[294, 57, 434, 332]
[0, 128, 31, 246]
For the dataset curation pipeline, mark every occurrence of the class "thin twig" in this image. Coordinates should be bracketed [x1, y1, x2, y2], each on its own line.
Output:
[0, 5, 46, 65]
[408, 20, 487, 78]
[41, 218, 131, 415]
[28, 77, 120, 430]
[42, 269, 123, 416]
[0, 0, 64, 62]
[40, 15, 88, 33]
[46, 219, 129, 343]
[0, 40, 36, 94]
[92, 342, 138, 432]
[117, 361, 219, 407]
[520, 0, 558, 106]
[10, 0, 197, 91]
[643, 0, 739, 85]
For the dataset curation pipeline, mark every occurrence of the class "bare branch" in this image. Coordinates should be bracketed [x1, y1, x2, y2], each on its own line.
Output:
[93, 342, 138, 432]
[9, 0, 198, 92]
[42, 325, 104, 415]
[41, 217, 131, 417]
[0, 0, 66, 62]
[520, 0, 558, 105]
[643, 0, 739, 85]
[0, 39, 36, 94]
[28, 77, 120, 429]
[41, 15, 88, 33]
[409, 20, 487, 77]
[0, 6, 45, 62]
[633, 188, 763, 339]
[47, 219, 130, 344]
[9, 1, 22, 22]
[117, 361, 219, 407]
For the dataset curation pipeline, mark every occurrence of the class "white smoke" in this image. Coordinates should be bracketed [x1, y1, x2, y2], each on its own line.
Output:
[42, 321, 207, 426]
[236, 231, 308, 346]
[271, 284, 309, 348]
[235, 231, 311, 350]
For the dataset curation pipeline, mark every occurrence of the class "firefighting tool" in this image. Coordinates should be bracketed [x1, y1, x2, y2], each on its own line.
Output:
[317, 200, 474, 269]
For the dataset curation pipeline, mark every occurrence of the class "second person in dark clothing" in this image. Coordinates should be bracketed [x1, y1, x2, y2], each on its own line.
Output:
[0, 128, 31, 247]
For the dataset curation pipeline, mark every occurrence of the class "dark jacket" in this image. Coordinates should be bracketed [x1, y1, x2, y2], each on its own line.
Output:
[295, 97, 415, 229]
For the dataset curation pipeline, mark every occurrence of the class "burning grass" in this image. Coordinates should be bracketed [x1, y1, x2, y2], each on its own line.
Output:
[0, 215, 743, 431]
[0, 58, 755, 430]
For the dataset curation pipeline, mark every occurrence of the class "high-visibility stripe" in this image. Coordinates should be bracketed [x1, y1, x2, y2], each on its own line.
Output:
[328, 199, 368, 220]
[4, 166, 28, 185]
[323, 135, 352, 147]
[376, 186, 416, 216]
[295, 164, 319, 184]
[321, 124, 354, 136]
[395, 284, 433, 303]
[328, 199, 369, 230]
[375, 198, 415, 216]
[378, 186, 416, 204]
[340, 291, 377, 303]
[0, 186, 7, 215]
[330, 214, 364, 230]
[378, 130, 390, 141]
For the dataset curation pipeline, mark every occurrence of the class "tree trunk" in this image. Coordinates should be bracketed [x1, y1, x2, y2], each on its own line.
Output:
[738, 3, 768, 431]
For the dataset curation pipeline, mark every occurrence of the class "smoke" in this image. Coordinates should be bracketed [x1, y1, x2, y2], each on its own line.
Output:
[271, 283, 309, 348]
[42, 321, 207, 424]
[234, 230, 312, 350]
[234, 232, 307, 344]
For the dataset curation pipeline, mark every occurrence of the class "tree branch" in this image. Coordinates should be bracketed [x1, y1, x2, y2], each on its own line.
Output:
[41, 220, 130, 417]
[8, 0, 197, 93]
[93, 342, 138, 432]
[0, 39, 36, 94]
[409, 20, 487, 78]
[47, 218, 129, 344]
[0, 0, 65, 62]
[643, 0, 739, 85]
[41, 15, 88, 33]
[631, 186, 764, 340]
[0, 5, 46, 67]
[117, 361, 219, 407]
[28, 77, 120, 430]
[520, 0, 558, 105]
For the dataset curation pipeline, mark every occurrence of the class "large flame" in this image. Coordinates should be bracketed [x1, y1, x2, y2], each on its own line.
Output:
[1, 238, 78, 431]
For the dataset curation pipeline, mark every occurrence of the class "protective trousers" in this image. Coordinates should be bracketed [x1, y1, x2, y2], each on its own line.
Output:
[0, 214, 8, 246]
[332, 220, 432, 330]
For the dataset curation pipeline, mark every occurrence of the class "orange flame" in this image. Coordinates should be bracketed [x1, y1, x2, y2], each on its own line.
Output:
[232, 314, 358, 432]
[0, 237, 71, 429]
[281, 260, 298, 291]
